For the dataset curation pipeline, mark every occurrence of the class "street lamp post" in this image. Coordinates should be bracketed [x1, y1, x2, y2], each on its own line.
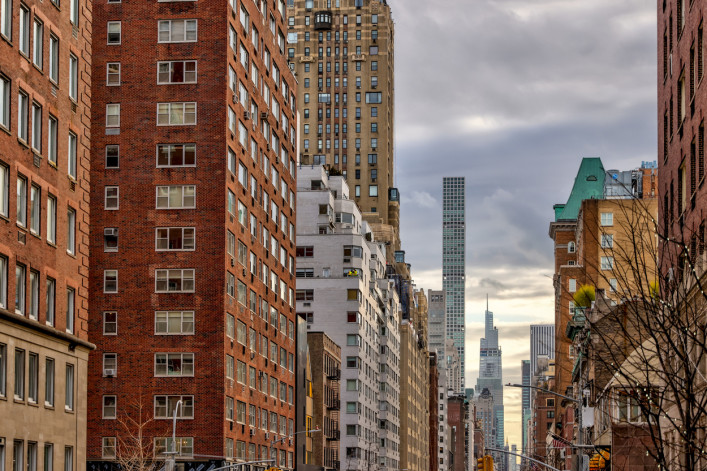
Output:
[164, 400, 183, 471]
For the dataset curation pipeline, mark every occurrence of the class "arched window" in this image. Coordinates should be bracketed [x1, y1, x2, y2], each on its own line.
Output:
[568, 241, 576, 253]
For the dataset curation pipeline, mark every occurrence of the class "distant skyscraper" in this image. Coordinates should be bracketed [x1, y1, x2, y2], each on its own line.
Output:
[521, 360, 531, 465]
[476, 301, 504, 451]
[428, 290, 446, 357]
[530, 325, 555, 376]
[443, 177, 466, 392]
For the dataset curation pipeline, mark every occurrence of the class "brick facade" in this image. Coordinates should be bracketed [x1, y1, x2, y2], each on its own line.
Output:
[86, 0, 299, 465]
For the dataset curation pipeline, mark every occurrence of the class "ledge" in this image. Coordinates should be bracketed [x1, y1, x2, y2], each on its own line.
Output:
[0, 308, 95, 351]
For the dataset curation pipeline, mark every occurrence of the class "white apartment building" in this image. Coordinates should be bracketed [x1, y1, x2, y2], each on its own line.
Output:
[296, 166, 401, 471]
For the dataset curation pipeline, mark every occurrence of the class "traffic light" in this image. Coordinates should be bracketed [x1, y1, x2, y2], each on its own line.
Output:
[484, 455, 494, 471]
[477, 458, 485, 471]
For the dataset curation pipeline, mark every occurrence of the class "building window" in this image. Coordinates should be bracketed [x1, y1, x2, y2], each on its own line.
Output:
[107, 21, 121, 44]
[31, 103, 42, 152]
[155, 227, 195, 251]
[0, 343, 5, 397]
[44, 445, 53, 471]
[104, 270, 118, 293]
[19, 5, 29, 54]
[105, 145, 119, 168]
[32, 19, 43, 68]
[106, 104, 120, 127]
[157, 61, 197, 84]
[68, 132, 77, 179]
[65, 364, 74, 410]
[30, 184, 40, 235]
[155, 269, 194, 293]
[49, 35, 59, 83]
[102, 396, 116, 419]
[67, 208, 76, 255]
[48, 115, 58, 164]
[567, 241, 575, 253]
[28, 352, 38, 403]
[103, 353, 116, 376]
[0, 0, 11, 38]
[46, 277, 55, 325]
[103, 311, 117, 335]
[600, 233, 613, 248]
[63, 447, 72, 471]
[101, 438, 116, 459]
[157, 19, 197, 43]
[69, 54, 78, 101]
[28, 270, 39, 320]
[609, 278, 618, 292]
[18, 91, 28, 142]
[0, 75, 9, 129]
[154, 353, 194, 377]
[155, 311, 194, 335]
[568, 279, 576, 293]
[104, 227, 118, 251]
[157, 144, 196, 167]
[154, 395, 193, 419]
[66, 288, 74, 333]
[13, 441, 24, 471]
[155, 185, 196, 209]
[154, 438, 193, 457]
[600, 212, 613, 226]
[106, 63, 120, 86]
[104, 186, 119, 209]
[600, 256, 614, 270]
[157, 102, 196, 126]
[15, 263, 26, 315]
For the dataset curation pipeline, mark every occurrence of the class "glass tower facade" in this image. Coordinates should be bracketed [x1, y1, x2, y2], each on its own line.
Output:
[442, 177, 466, 392]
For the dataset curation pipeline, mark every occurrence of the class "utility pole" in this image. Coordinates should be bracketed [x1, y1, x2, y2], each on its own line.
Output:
[164, 399, 183, 471]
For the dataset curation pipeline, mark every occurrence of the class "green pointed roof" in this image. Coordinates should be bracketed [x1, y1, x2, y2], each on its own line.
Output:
[554, 157, 605, 221]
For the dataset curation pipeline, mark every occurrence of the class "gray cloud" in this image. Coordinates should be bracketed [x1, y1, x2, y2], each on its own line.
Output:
[388, 0, 655, 450]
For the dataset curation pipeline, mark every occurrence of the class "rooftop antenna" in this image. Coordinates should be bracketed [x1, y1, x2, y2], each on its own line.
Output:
[486, 293, 489, 312]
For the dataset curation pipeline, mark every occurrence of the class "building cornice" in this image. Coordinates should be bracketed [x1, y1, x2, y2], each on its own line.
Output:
[0, 308, 95, 351]
[549, 220, 577, 240]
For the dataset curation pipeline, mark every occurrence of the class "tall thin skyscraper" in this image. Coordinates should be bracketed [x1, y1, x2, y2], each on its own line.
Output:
[477, 301, 504, 451]
[443, 177, 466, 392]
[530, 324, 555, 376]
[521, 360, 531, 464]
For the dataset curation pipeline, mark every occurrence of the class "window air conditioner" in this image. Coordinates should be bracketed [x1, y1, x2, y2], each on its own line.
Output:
[104, 228, 118, 237]
[104, 369, 116, 377]
[244, 111, 251, 120]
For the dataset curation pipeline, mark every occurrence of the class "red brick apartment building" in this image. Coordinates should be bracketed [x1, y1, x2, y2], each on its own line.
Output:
[658, 0, 707, 270]
[0, 0, 93, 466]
[86, 0, 299, 466]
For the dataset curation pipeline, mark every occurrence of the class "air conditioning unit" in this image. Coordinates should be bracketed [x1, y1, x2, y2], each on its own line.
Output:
[232, 95, 238, 104]
[231, 258, 235, 267]
[244, 111, 251, 120]
[261, 112, 270, 120]
[264, 432, 269, 440]
[250, 428, 255, 437]
[104, 228, 118, 237]
[559, 449, 566, 459]
[104, 369, 116, 377]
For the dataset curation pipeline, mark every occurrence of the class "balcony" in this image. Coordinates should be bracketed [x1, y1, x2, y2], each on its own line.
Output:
[314, 11, 333, 30]
[326, 367, 341, 380]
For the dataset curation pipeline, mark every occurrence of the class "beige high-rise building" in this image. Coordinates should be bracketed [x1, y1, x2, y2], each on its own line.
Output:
[400, 290, 430, 471]
[287, 0, 399, 258]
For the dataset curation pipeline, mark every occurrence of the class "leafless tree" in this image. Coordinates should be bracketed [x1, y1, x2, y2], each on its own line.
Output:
[564, 192, 707, 471]
[114, 397, 168, 471]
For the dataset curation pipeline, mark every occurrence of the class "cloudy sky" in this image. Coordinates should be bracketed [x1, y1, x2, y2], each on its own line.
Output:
[388, 0, 657, 451]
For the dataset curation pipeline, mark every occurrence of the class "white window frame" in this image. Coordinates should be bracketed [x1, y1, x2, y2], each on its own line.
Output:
[600, 212, 613, 226]
[154, 310, 194, 335]
[65, 287, 74, 333]
[103, 311, 117, 335]
[157, 61, 197, 84]
[0, 0, 11, 39]
[104, 186, 119, 210]
[154, 353, 194, 377]
[103, 269, 118, 293]
[106, 62, 120, 86]
[156, 144, 196, 168]
[154, 438, 193, 457]
[19, 5, 29, 55]
[32, 19, 43, 68]
[69, 54, 78, 101]
[64, 364, 74, 411]
[155, 185, 196, 209]
[157, 19, 197, 43]
[101, 438, 116, 459]
[67, 207, 76, 255]
[600, 256, 614, 270]
[49, 35, 59, 83]
[155, 269, 195, 293]
[155, 227, 195, 251]
[102, 395, 116, 419]
[156, 102, 196, 126]
[601, 233, 614, 248]
[0, 75, 9, 130]
[46, 194, 56, 244]
[106, 21, 121, 44]
[154, 395, 194, 419]
[47, 115, 58, 164]
[18, 91, 28, 142]
[68, 132, 77, 178]
[106, 104, 120, 127]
